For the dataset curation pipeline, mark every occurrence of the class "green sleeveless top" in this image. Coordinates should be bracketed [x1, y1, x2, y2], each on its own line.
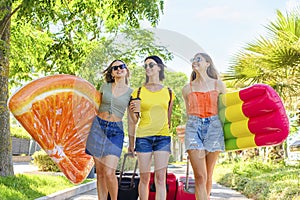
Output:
[98, 83, 133, 118]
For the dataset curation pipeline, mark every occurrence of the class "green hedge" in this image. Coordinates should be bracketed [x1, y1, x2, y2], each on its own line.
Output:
[214, 159, 300, 200]
[10, 126, 31, 140]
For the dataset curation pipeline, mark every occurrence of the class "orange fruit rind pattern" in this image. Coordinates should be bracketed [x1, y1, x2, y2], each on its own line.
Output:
[8, 74, 101, 184]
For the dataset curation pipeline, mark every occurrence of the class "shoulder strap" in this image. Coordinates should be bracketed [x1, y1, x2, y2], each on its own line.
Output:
[137, 87, 142, 99]
[189, 82, 193, 92]
[167, 87, 173, 129]
[168, 87, 172, 107]
[214, 80, 218, 90]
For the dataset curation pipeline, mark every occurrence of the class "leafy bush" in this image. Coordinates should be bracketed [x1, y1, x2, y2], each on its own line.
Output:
[214, 160, 300, 200]
[168, 154, 176, 163]
[10, 126, 31, 140]
[32, 150, 61, 172]
[244, 181, 270, 200]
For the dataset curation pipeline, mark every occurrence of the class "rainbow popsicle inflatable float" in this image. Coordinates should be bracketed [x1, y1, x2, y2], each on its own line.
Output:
[218, 84, 289, 151]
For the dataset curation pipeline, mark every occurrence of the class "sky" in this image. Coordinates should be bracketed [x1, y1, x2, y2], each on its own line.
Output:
[142, 0, 299, 76]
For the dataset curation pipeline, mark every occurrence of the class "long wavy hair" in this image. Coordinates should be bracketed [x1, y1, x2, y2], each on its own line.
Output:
[102, 60, 130, 84]
[190, 53, 220, 82]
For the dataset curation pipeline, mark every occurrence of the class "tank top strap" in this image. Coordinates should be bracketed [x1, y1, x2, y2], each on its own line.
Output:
[189, 82, 193, 92]
[214, 80, 218, 91]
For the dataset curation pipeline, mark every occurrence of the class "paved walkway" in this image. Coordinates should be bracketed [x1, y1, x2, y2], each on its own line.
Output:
[68, 182, 249, 200]
[14, 161, 39, 174]
[68, 165, 250, 200]
[14, 162, 251, 200]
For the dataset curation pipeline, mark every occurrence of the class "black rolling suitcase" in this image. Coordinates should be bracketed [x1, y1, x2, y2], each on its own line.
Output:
[108, 153, 139, 200]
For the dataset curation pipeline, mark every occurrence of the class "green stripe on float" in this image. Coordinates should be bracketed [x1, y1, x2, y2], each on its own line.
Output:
[223, 123, 235, 139]
[218, 108, 227, 123]
[218, 94, 225, 109]
[225, 139, 239, 151]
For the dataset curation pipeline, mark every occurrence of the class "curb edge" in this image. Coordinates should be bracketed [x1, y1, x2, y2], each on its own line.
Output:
[35, 180, 97, 200]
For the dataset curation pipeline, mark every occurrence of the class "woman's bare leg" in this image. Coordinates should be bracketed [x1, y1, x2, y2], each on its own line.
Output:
[94, 155, 119, 200]
[153, 151, 170, 200]
[137, 152, 152, 200]
[94, 157, 108, 200]
[188, 149, 208, 200]
[205, 151, 220, 197]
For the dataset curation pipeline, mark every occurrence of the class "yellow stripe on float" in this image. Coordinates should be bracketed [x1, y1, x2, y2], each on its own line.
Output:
[230, 119, 253, 138]
[225, 103, 247, 122]
[236, 136, 256, 149]
[221, 92, 242, 107]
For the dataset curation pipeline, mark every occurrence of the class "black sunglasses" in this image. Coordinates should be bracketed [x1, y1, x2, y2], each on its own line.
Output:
[143, 62, 157, 69]
[112, 64, 127, 71]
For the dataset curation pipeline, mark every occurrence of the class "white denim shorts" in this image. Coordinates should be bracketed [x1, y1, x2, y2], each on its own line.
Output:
[185, 115, 225, 152]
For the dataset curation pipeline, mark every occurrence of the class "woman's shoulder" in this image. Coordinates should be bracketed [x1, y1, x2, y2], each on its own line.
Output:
[182, 83, 190, 93]
[100, 82, 110, 92]
[164, 85, 172, 90]
[132, 86, 142, 93]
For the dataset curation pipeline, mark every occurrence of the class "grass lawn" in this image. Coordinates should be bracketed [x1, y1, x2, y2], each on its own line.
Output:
[0, 173, 94, 200]
[213, 159, 300, 200]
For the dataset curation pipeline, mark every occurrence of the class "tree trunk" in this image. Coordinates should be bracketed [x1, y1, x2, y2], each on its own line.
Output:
[0, 3, 14, 176]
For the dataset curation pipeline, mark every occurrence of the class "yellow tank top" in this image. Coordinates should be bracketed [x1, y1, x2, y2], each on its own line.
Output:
[131, 86, 174, 137]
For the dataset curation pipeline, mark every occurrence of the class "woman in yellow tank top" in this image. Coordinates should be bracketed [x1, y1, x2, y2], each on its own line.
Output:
[182, 52, 226, 200]
[128, 55, 175, 200]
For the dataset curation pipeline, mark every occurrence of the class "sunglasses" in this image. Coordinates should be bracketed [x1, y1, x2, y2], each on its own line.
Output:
[143, 62, 157, 69]
[112, 64, 127, 71]
[190, 57, 202, 63]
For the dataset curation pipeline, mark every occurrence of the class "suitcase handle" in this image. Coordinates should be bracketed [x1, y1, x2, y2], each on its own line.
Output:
[185, 156, 190, 191]
[119, 153, 138, 188]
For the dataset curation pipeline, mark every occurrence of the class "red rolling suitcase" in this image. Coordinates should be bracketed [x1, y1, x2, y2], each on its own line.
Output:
[148, 172, 177, 200]
[176, 157, 196, 200]
[108, 153, 139, 200]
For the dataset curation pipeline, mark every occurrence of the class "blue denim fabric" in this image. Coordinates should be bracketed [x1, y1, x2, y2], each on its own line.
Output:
[185, 115, 225, 152]
[135, 136, 171, 153]
[85, 116, 124, 158]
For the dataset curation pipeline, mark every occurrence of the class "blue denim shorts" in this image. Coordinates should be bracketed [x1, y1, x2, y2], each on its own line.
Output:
[135, 136, 171, 153]
[85, 116, 124, 158]
[185, 115, 225, 152]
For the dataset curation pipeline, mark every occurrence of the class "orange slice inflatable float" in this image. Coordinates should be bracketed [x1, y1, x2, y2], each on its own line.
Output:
[8, 74, 101, 184]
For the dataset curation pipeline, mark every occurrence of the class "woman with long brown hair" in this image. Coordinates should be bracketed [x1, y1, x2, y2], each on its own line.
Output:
[182, 52, 226, 200]
[86, 60, 136, 200]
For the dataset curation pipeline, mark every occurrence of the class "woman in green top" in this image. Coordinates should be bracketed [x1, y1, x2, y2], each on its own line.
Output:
[128, 55, 175, 200]
[86, 60, 136, 200]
